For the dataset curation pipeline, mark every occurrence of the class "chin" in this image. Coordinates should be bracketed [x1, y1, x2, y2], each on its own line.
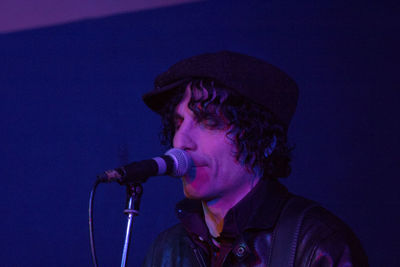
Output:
[181, 170, 212, 200]
[183, 186, 202, 199]
[182, 182, 211, 200]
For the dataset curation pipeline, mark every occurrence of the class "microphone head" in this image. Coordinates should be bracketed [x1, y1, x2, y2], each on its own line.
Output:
[165, 148, 191, 177]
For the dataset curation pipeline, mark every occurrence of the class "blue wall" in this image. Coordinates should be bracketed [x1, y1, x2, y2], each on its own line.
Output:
[1, 0, 398, 266]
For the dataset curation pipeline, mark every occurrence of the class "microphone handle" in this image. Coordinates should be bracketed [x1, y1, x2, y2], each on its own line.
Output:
[120, 159, 158, 184]
[119, 155, 175, 184]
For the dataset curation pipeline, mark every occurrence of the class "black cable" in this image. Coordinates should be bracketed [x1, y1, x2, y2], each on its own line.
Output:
[89, 179, 102, 267]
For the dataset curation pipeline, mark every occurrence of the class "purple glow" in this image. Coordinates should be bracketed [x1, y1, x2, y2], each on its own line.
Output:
[0, 0, 202, 33]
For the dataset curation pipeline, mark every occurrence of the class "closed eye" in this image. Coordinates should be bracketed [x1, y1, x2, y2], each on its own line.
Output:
[197, 116, 225, 130]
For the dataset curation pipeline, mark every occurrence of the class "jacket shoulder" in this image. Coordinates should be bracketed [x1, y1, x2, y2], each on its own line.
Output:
[296, 204, 369, 266]
[142, 224, 197, 267]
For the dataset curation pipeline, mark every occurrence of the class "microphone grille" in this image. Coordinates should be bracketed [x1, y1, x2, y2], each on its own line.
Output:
[165, 148, 191, 177]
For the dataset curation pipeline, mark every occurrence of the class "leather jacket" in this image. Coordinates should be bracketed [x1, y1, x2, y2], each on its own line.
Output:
[142, 179, 368, 266]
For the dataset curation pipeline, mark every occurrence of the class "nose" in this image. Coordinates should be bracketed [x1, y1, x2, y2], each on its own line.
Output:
[173, 123, 197, 151]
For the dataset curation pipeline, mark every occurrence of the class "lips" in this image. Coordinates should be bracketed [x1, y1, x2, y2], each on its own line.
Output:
[190, 164, 208, 172]
[186, 153, 207, 168]
[183, 161, 207, 180]
[183, 152, 209, 179]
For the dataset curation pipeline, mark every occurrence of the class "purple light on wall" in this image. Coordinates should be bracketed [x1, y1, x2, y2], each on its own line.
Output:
[0, 0, 202, 33]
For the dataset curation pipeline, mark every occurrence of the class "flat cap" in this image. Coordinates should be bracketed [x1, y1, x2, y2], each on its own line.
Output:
[142, 51, 299, 128]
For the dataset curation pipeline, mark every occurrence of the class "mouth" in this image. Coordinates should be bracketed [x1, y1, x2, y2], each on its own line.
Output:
[183, 164, 206, 180]
[191, 164, 207, 170]
[184, 154, 208, 175]
[188, 158, 206, 169]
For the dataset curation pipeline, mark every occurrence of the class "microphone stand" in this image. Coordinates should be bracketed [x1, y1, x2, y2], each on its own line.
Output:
[120, 183, 143, 267]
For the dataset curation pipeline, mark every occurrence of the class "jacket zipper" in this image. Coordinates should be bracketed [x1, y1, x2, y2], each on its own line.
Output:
[188, 239, 207, 267]
[192, 246, 207, 267]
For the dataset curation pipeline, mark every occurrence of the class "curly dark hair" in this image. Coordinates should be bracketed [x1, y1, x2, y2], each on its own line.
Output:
[159, 79, 293, 179]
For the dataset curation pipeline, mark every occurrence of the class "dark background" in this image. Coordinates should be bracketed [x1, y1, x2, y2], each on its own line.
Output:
[1, 0, 398, 266]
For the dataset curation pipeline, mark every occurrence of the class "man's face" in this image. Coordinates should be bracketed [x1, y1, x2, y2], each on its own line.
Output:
[173, 85, 258, 203]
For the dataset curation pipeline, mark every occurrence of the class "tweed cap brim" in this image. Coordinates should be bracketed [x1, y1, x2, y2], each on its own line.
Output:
[142, 51, 298, 128]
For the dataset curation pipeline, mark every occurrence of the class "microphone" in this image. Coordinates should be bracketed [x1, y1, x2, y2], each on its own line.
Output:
[97, 148, 191, 184]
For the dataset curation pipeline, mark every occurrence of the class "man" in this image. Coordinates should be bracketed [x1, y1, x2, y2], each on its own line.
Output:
[141, 51, 368, 266]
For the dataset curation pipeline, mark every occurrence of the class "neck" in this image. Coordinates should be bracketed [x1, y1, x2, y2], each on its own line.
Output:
[202, 176, 260, 238]
[202, 203, 225, 238]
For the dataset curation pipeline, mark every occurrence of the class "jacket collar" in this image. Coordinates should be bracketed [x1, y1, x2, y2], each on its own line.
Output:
[175, 178, 290, 241]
